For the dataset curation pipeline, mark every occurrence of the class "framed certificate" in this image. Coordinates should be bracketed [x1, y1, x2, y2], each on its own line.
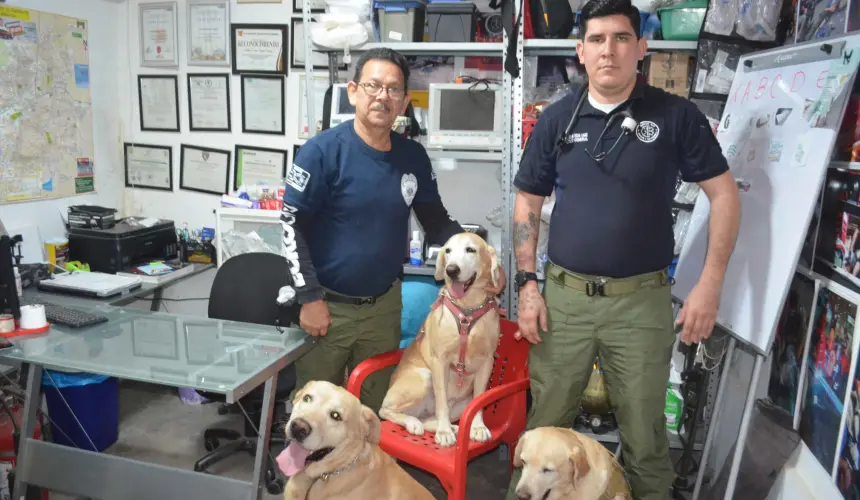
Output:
[138, 75, 180, 132]
[240, 75, 285, 135]
[291, 18, 338, 70]
[179, 144, 231, 195]
[124, 143, 173, 191]
[234, 145, 287, 190]
[293, 0, 326, 13]
[139, 2, 179, 68]
[187, 73, 231, 132]
[187, 0, 230, 67]
[231, 23, 288, 75]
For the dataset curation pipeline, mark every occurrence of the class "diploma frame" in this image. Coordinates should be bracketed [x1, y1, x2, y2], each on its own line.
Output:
[292, 0, 325, 14]
[124, 143, 174, 192]
[233, 144, 288, 190]
[179, 144, 232, 195]
[186, 73, 232, 132]
[231, 23, 288, 76]
[186, 0, 231, 67]
[137, 74, 181, 132]
[291, 18, 342, 70]
[240, 75, 285, 135]
[139, 2, 180, 68]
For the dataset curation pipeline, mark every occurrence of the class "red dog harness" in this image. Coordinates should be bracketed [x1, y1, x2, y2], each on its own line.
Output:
[427, 291, 500, 387]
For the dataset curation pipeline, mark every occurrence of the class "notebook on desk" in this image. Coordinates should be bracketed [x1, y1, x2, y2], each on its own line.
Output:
[37, 271, 143, 298]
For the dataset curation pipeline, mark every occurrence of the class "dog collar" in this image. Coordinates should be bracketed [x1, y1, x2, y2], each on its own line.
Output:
[318, 451, 362, 482]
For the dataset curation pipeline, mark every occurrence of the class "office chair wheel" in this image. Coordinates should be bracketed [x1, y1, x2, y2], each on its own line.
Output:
[204, 437, 220, 452]
[266, 478, 285, 495]
[217, 403, 230, 416]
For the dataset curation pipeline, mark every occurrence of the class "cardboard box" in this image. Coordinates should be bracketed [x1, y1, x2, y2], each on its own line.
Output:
[647, 53, 692, 97]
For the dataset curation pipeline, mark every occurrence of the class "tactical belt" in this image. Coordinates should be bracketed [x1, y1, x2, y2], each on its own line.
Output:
[324, 284, 393, 306]
[546, 262, 670, 297]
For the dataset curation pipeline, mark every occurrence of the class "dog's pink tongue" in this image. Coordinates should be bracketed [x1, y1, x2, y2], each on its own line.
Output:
[276, 441, 310, 477]
[450, 282, 466, 298]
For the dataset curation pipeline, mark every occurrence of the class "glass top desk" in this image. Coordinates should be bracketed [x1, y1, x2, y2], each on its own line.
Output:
[0, 303, 314, 500]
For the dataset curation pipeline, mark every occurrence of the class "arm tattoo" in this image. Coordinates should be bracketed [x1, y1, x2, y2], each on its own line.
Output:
[513, 211, 540, 250]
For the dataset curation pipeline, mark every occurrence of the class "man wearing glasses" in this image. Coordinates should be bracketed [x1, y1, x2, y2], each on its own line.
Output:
[508, 0, 739, 498]
[280, 48, 505, 412]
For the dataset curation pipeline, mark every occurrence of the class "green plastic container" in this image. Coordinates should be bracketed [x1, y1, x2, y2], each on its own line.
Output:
[658, 0, 707, 41]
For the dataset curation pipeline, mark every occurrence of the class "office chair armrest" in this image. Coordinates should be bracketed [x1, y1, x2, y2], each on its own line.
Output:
[346, 349, 404, 398]
[454, 377, 530, 462]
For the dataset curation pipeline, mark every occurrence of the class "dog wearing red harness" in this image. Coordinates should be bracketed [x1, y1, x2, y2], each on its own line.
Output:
[379, 232, 502, 447]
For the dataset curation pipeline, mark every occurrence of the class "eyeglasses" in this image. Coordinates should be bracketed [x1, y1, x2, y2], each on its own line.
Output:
[358, 82, 406, 99]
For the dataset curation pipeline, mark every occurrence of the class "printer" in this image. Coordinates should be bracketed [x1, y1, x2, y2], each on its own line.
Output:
[68, 218, 180, 274]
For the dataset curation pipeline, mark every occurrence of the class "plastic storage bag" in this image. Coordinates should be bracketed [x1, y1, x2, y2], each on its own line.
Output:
[42, 370, 109, 388]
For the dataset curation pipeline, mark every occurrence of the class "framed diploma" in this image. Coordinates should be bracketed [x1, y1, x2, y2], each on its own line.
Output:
[138, 75, 181, 132]
[291, 18, 339, 70]
[187, 0, 231, 67]
[240, 75, 285, 135]
[179, 144, 231, 195]
[292, 0, 326, 13]
[233, 145, 287, 190]
[187, 73, 231, 132]
[231, 23, 288, 76]
[237, 0, 282, 3]
[124, 143, 174, 191]
[139, 2, 179, 68]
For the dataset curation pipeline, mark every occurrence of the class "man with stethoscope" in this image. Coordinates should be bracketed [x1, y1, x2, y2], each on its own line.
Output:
[506, 0, 741, 498]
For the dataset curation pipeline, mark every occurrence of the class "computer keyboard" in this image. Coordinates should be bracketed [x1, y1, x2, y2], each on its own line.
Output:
[20, 301, 109, 329]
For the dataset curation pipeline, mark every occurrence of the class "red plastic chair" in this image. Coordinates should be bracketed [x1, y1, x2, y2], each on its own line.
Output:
[346, 318, 530, 500]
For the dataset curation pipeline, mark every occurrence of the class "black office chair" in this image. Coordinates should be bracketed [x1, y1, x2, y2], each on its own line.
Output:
[193, 252, 300, 495]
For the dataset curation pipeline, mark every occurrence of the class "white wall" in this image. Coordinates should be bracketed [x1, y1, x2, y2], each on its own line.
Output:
[0, 0, 126, 250]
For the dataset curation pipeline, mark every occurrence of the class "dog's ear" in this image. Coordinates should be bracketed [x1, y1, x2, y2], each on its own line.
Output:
[512, 433, 527, 468]
[361, 405, 381, 444]
[569, 444, 591, 486]
[434, 247, 447, 281]
[486, 244, 500, 288]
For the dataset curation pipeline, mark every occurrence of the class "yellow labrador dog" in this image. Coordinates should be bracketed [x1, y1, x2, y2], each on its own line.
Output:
[380, 232, 501, 447]
[513, 427, 631, 500]
[278, 381, 434, 500]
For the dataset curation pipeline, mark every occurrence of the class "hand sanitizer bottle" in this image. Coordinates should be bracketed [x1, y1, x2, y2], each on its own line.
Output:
[409, 231, 423, 266]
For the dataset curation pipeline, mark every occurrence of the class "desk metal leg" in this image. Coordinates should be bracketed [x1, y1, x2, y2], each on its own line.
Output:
[150, 288, 163, 312]
[14, 363, 42, 500]
[251, 375, 278, 500]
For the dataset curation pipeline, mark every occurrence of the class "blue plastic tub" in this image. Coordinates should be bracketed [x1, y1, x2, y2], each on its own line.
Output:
[44, 375, 119, 452]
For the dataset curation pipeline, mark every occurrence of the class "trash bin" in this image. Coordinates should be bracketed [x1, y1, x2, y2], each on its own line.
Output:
[42, 370, 119, 452]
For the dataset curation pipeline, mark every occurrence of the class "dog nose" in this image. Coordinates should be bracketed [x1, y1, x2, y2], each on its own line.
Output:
[446, 264, 460, 278]
[515, 492, 531, 500]
[289, 418, 312, 443]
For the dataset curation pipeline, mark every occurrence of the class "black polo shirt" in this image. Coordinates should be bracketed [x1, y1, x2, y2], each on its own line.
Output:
[515, 80, 729, 278]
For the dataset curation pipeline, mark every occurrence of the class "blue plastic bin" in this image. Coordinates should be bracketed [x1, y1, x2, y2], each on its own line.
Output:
[43, 373, 119, 452]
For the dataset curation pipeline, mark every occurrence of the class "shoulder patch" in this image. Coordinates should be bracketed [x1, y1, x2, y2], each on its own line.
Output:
[286, 163, 311, 192]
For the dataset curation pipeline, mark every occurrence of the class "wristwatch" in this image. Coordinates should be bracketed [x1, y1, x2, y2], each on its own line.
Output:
[514, 271, 538, 289]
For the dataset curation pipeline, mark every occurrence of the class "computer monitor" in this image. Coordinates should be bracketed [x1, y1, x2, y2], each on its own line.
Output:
[329, 83, 356, 127]
[426, 83, 504, 151]
[0, 219, 20, 320]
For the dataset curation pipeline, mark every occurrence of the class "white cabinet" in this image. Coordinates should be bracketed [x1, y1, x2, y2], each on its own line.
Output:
[214, 207, 281, 267]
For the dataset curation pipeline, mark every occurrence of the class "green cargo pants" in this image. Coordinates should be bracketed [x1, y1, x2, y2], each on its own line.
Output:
[506, 263, 676, 500]
[292, 281, 401, 413]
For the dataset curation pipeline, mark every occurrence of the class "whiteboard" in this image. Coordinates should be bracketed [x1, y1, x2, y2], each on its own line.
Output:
[673, 35, 860, 354]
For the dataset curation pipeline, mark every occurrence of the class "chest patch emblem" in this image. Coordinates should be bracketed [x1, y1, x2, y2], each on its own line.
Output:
[401, 173, 417, 206]
[635, 121, 660, 143]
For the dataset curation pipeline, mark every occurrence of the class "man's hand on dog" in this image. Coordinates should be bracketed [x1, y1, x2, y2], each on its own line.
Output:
[515, 282, 547, 344]
[486, 264, 507, 296]
[300, 300, 331, 337]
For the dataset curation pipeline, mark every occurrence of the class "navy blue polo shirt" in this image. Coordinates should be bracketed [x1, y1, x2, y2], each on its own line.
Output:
[515, 81, 729, 278]
[283, 120, 441, 296]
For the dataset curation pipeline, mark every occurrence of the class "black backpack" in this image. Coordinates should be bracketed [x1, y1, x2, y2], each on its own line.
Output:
[530, 0, 574, 39]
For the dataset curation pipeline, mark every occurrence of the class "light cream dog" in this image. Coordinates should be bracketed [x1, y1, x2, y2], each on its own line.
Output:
[513, 427, 631, 500]
[380, 232, 502, 447]
[278, 381, 434, 500]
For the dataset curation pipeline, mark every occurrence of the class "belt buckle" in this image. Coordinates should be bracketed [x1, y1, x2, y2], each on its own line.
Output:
[585, 280, 606, 297]
[359, 296, 376, 306]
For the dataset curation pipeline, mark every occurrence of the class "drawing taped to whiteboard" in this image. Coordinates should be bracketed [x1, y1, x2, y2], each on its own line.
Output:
[673, 34, 860, 355]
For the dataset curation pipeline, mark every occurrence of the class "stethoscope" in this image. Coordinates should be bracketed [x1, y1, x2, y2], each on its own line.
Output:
[554, 85, 639, 162]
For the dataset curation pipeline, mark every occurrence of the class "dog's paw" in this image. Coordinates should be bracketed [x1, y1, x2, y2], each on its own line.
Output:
[434, 425, 457, 447]
[469, 421, 492, 442]
[404, 417, 425, 436]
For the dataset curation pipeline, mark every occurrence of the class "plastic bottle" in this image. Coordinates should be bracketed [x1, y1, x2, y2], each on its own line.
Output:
[409, 231, 423, 266]
[13, 267, 22, 297]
